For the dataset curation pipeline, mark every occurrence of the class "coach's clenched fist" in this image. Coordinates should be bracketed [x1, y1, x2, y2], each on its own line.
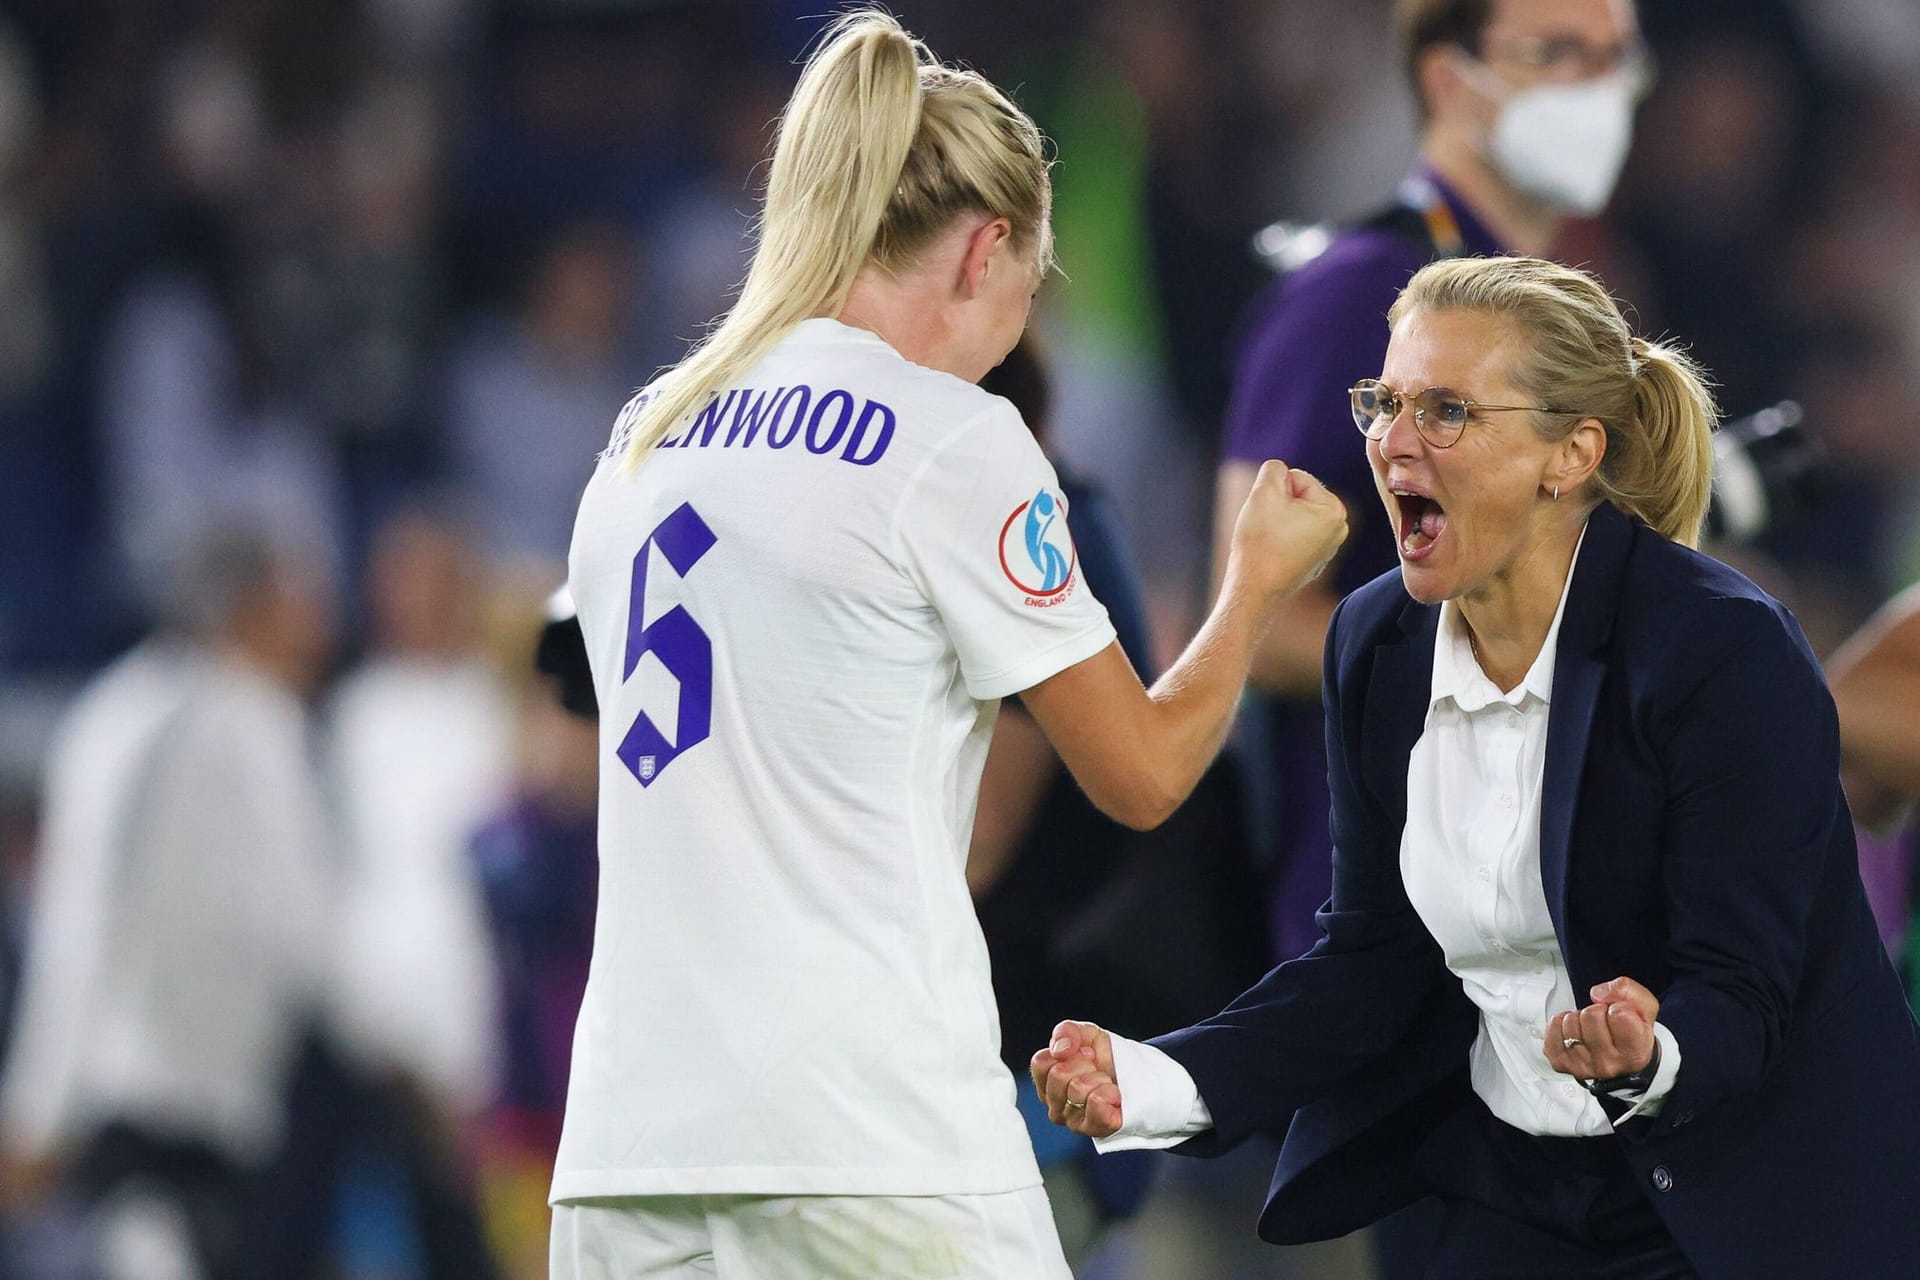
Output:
[1029, 1020, 1124, 1139]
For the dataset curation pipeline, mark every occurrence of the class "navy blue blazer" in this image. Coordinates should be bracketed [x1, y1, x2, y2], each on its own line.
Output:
[1152, 501, 1920, 1278]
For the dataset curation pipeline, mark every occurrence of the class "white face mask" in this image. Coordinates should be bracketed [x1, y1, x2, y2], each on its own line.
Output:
[1465, 62, 1638, 215]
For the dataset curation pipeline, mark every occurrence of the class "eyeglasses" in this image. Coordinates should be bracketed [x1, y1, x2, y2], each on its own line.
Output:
[1349, 379, 1570, 449]
[1480, 32, 1656, 96]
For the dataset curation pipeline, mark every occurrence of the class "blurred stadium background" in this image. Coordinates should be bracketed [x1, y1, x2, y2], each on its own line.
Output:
[1, 0, 1918, 1276]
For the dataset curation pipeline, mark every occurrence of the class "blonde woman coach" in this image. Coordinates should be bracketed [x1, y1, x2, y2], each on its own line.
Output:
[1034, 256, 1920, 1279]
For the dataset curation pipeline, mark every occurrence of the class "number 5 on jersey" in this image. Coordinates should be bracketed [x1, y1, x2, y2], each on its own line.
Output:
[618, 503, 716, 787]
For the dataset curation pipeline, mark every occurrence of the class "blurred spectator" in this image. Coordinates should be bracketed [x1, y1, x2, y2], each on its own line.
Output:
[326, 504, 509, 1122]
[630, 61, 786, 374]
[0, 15, 67, 671]
[0, 524, 335, 1280]
[364, 0, 481, 69]
[467, 656, 600, 1280]
[1826, 588, 1920, 938]
[0, 21, 50, 404]
[1612, 0, 1920, 645]
[95, 209, 344, 624]
[253, 70, 448, 503]
[1793, 0, 1920, 114]
[1033, 6, 1213, 649]
[1768, 92, 1920, 637]
[1612, 9, 1814, 410]
[451, 5, 709, 279]
[445, 220, 637, 571]
[233, 504, 515, 1280]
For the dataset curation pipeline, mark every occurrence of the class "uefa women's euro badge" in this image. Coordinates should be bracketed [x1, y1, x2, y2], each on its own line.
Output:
[999, 489, 1077, 608]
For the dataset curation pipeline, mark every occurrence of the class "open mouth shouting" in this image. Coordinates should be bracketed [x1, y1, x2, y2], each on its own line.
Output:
[1392, 485, 1447, 562]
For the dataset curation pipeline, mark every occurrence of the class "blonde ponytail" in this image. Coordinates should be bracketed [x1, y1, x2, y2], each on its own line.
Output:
[1620, 336, 1717, 547]
[615, 10, 923, 465]
[1393, 256, 1721, 547]
[615, 9, 1052, 468]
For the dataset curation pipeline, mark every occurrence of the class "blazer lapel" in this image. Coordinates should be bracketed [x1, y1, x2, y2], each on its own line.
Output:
[1540, 504, 1633, 951]
[1361, 599, 1439, 819]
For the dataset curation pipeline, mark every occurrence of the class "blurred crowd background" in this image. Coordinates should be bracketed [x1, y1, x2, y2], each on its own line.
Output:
[2, 0, 1919, 1277]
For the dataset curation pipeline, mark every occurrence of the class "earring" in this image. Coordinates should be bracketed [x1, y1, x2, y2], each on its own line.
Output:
[1553, 484, 1561, 502]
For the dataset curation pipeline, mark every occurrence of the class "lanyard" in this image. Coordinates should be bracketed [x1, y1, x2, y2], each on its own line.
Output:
[1397, 175, 1467, 259]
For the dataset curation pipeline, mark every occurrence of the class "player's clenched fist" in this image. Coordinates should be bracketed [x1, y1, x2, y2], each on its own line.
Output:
[1029, 1020, 1124, 1139]
[1229, 460, 1349, 602]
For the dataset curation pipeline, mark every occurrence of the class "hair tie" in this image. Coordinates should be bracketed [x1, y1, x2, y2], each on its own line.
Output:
[1629, 336, 1650, 380]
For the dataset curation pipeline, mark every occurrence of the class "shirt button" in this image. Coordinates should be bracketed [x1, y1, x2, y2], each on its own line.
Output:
[1500, 793, 1515, 809]
[1476, 866, 1492, 882]
[1650, 1166, 1675, 1193]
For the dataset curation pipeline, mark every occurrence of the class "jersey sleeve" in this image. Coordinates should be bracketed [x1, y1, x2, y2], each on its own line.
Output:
[893, 403, 1118, 701]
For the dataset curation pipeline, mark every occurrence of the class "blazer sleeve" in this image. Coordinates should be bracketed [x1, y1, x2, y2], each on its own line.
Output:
[1641, 594, 1839, 1127]
[1147, 594, 1452, 1154]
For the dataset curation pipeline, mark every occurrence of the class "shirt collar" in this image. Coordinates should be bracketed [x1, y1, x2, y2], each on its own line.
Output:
[791, 316, 899, 354]
[1430, 522, 1588, 714]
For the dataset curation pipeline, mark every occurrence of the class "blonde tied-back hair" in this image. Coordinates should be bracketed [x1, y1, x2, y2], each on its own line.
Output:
[613, 9, 1053, 467]
[1389, 256, 1719, 547]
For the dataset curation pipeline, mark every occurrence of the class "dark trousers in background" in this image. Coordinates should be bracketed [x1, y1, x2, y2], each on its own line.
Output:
[1414, 1098, 1697, 1280]
[75, 1124, 252, 1280]
[248, 1032, 501, 1280]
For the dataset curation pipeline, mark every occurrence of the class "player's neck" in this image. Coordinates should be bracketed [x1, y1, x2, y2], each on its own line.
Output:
[1420, 132, 1562, 259]
[836, 275, 965, 379]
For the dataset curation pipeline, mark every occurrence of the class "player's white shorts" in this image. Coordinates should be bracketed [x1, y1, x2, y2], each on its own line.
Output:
[549, 1186, 1073, 1279]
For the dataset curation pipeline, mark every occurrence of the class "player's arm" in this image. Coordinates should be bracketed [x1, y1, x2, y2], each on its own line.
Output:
[1212, 458, 1343, 699]
[967, 704, 1058, 896]
[1020, 462, 1346, 831]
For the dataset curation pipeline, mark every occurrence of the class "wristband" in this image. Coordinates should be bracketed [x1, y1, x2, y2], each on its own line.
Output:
[1585, 1037, 1661, 1099]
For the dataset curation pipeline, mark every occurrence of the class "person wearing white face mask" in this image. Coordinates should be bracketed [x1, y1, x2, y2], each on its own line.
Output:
[1449, 10, 1652, 216]
[1210, 4, 1649, 1274]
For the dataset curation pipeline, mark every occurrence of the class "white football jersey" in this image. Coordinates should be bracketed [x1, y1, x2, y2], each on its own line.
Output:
[554, 319, 1117, 1200]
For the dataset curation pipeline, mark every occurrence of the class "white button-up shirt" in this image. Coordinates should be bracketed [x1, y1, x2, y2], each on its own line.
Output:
[1101, 532, 1680, 1149]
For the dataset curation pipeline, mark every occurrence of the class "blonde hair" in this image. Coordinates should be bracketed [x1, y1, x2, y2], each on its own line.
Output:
[614, 9, 1052, 466]
[1389, 256, 1720, 548]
